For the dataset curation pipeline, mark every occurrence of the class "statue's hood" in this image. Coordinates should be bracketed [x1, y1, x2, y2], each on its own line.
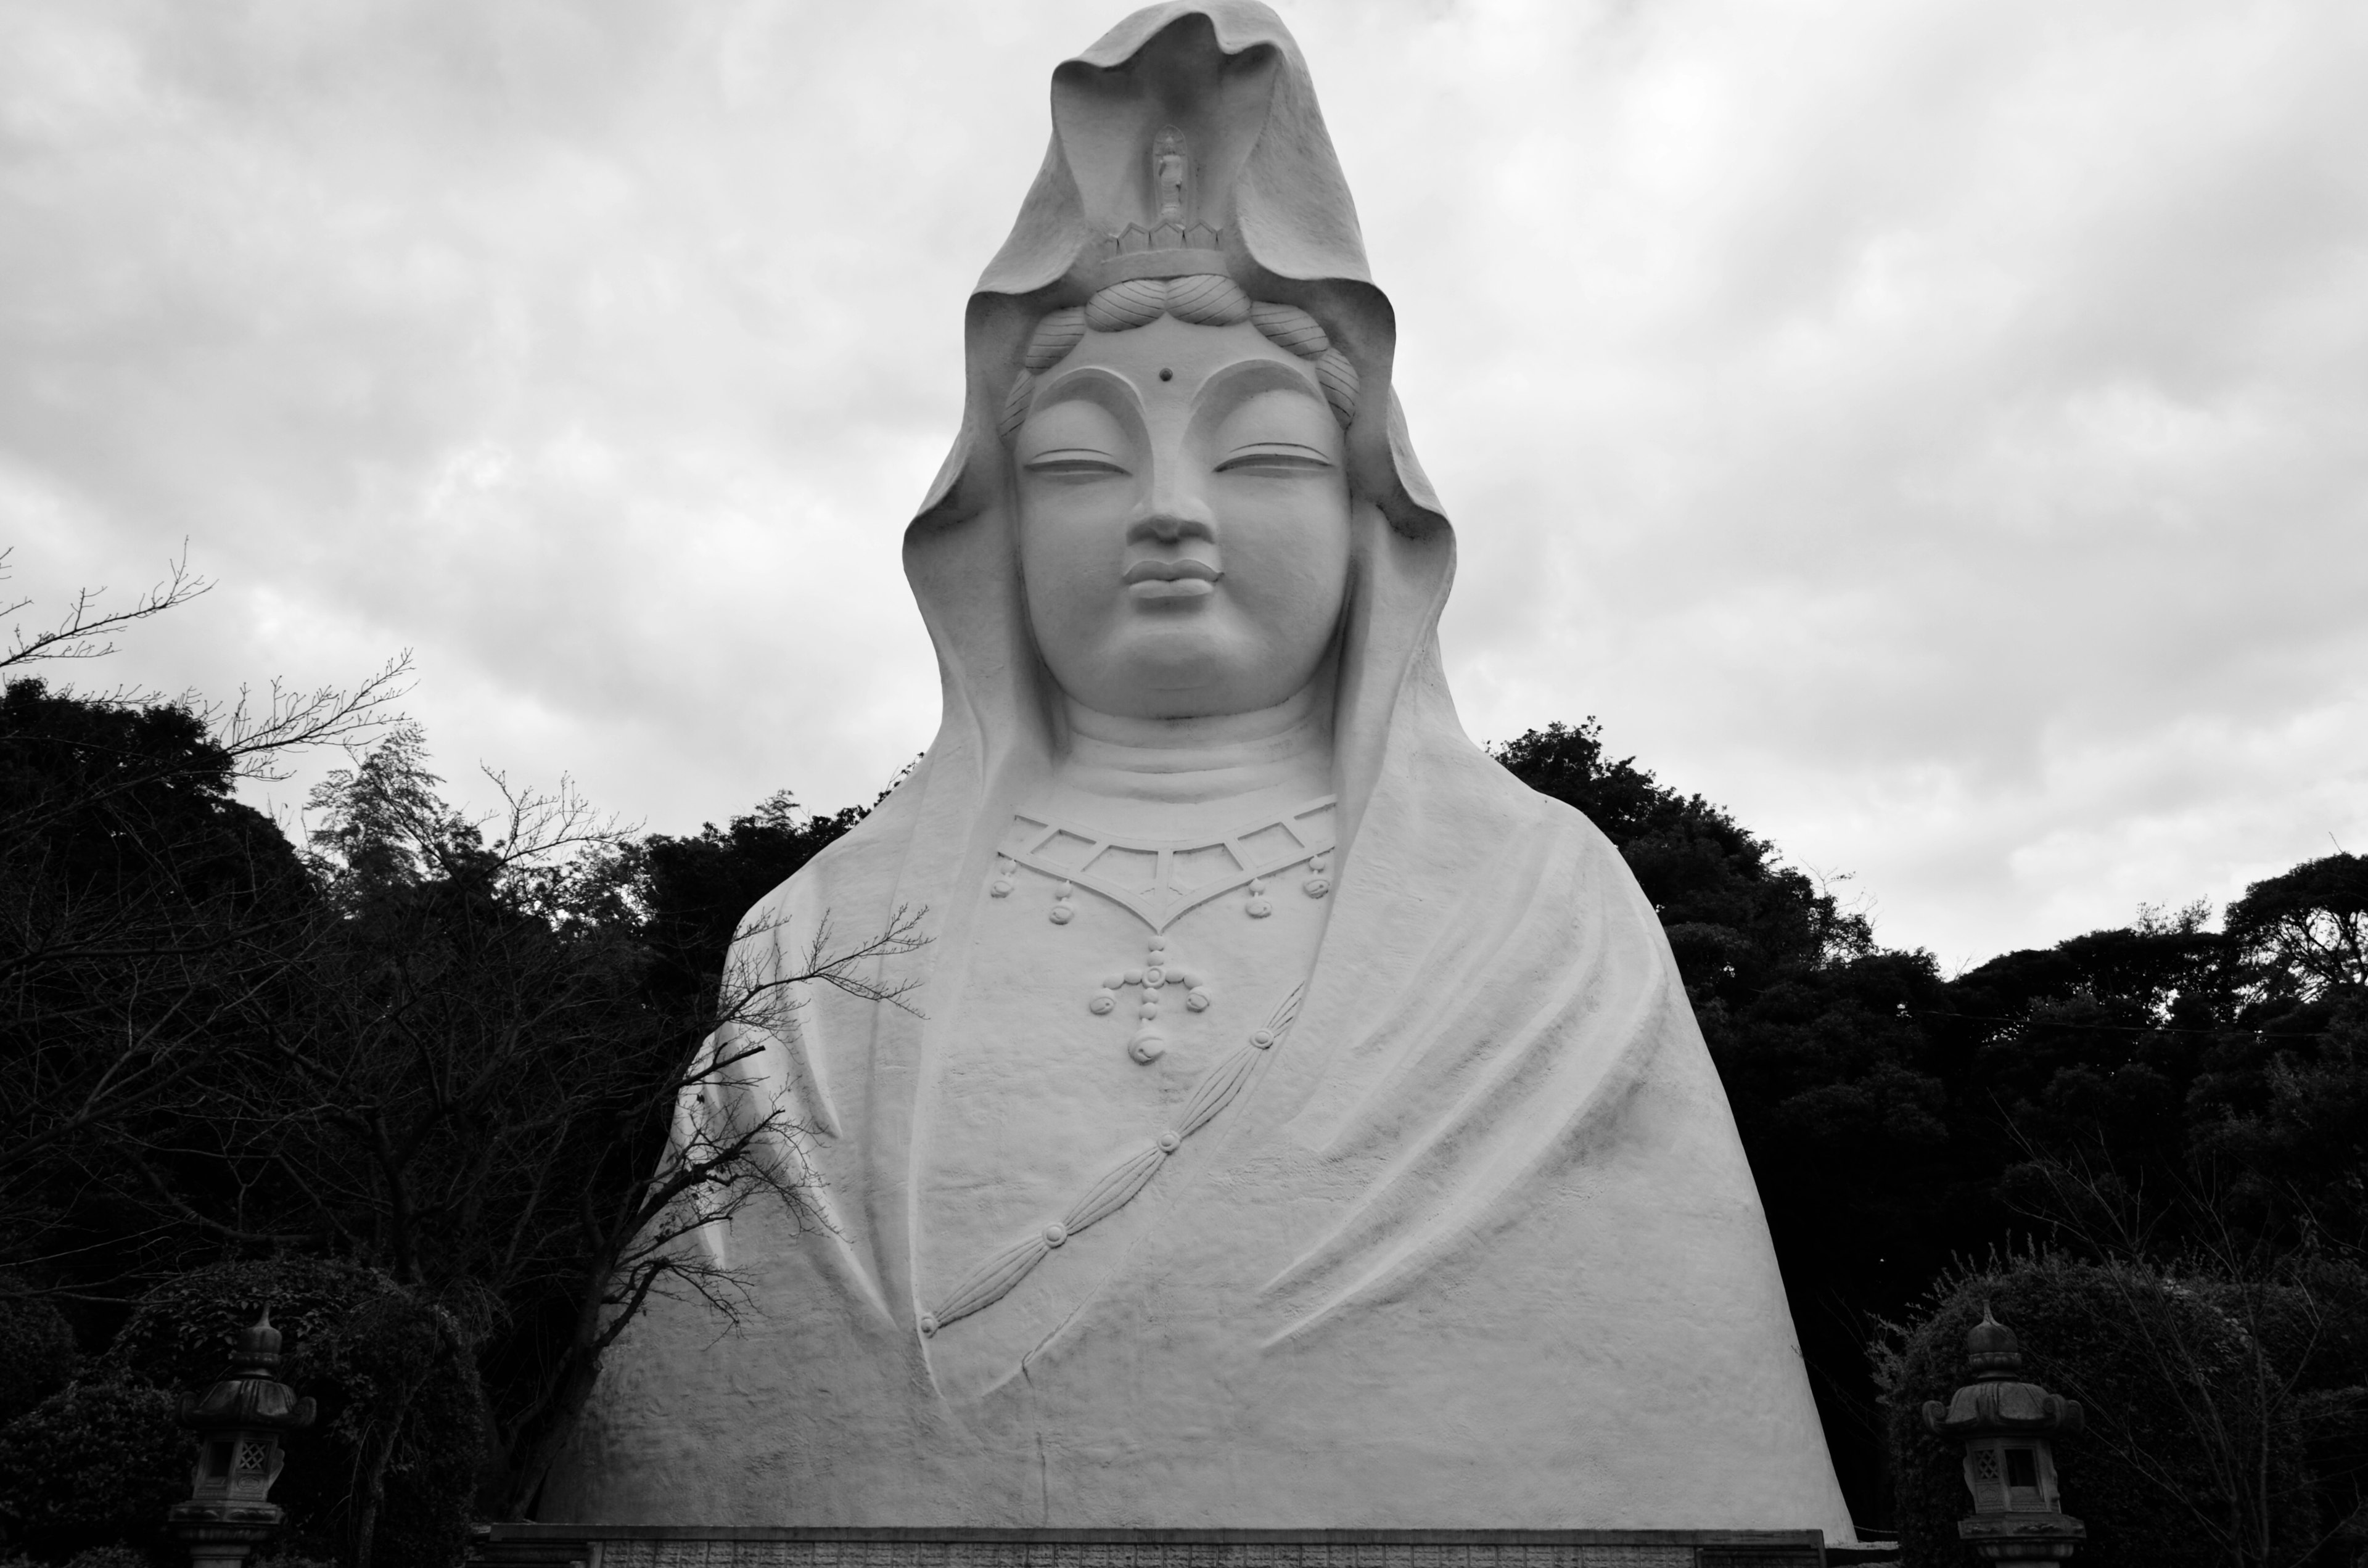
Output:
[913, 1, 1444, 536]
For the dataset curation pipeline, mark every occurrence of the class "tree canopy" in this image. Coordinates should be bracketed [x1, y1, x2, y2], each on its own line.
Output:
[1495, 720, 2368, 1534]
[5, 675, 2363, 1561]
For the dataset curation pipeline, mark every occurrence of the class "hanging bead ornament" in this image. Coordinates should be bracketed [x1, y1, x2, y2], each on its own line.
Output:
[1245, 877, 1272, 918]
[1049, 881, 1075, 925]
[924, 982, 1307, 1338]
[1303, 851, 1331, 899]
[1130, 994, 1166, 1064]
[1088, 935, 1211, 1064]
[990, 856, 1018, 898]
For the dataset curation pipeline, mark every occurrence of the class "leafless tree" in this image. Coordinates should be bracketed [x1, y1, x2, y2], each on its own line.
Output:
[105, 734, 927, 1530]
[1, 553, 408, 1261]
[3, 559, 929, 1550]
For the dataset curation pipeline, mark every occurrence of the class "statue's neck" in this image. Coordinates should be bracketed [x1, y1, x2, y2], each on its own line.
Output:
[1039, 686, 1334, 841]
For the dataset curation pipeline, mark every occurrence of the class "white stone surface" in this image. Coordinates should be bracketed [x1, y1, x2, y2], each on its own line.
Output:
[546, 1, 1854, 1537]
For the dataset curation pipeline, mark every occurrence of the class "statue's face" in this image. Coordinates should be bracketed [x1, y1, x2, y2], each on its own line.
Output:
[1014, 314, 1352, 721]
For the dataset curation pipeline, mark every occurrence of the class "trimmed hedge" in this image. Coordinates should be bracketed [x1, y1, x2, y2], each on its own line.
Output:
[0, 1384, 186, 1561]
[105, 1258, 484, 1568]
[0, 1289, 76, 1429]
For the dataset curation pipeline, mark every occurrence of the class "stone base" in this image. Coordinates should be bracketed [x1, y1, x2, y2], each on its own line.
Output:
[467, 1529, 1830, 1568]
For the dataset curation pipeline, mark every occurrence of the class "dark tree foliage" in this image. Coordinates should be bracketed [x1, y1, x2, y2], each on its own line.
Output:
[0, 678, 308, 907]
[0, 679, 319, 1276]
[1938, 913, 2235, 1248]
[2195, 857, 2368, 1252]
[1495, 727, 2368, 1546]
[625, 790, 868, 1013]
[2228, 855, 2368, 1005]
[0, 683, 889, 1559]
[12, 629, 2366, 1559]
[145, 728, 895, 1525]
[1888, 863, 2368, 1562]
[1938, 861, 2368, 1265]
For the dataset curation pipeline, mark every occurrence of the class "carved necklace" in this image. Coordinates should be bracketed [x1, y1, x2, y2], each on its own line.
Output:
[988, 794, 1336, 1065]
[991, 793, 1337, 929]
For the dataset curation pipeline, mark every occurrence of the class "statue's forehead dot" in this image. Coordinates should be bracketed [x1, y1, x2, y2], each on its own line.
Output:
[1159, 368, 1174, 382]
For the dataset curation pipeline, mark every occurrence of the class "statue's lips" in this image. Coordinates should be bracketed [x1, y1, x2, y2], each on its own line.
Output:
[1124, 557, 1220, 601]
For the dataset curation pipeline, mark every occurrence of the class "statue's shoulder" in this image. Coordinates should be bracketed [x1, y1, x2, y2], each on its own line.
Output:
[1420, 733, 1631, 860]
[1404, 737, 1656, 930]
[1510, 774, 1629, 861]
[730, 756, 934, 948]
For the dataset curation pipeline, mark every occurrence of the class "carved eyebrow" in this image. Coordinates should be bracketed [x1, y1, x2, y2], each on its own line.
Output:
[1196, 358, 1326, 410]
[1030, 364, 1141, 416]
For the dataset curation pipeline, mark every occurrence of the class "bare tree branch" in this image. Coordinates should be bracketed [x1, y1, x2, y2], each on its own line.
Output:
[1, 544, 212, 671]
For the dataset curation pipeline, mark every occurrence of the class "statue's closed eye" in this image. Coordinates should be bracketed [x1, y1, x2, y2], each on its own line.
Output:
[1215, 445, 1334, 476]
[1026, 451, 1130, 479]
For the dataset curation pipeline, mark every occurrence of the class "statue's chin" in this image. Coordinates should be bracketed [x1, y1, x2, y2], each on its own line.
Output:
[1039, 600, 1335, 724]
[1054, 654, 1291, 721]
[1072, 688, 1303, 723]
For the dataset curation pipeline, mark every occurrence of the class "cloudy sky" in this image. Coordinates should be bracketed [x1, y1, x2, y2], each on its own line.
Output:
[5, 0, 2363, 968]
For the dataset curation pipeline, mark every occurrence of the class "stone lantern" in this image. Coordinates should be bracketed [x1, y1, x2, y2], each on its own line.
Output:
[170, 1308, 317, 1568]
[1922, 1306, 2086, 1567]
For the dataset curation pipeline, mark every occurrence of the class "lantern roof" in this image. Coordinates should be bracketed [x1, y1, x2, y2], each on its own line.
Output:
[178, 1308, 318, 1435]
[1923, 1305, 2084, 1439]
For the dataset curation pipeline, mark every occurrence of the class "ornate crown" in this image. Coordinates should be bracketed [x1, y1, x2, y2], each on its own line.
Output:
[1093, 126, 1230, 287]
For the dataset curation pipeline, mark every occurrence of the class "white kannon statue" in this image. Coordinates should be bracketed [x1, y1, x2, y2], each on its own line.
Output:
[549, 1, 1855, 1537]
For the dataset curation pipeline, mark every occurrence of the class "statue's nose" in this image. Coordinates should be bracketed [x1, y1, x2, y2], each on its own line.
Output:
[1130, 452, 1217, 544]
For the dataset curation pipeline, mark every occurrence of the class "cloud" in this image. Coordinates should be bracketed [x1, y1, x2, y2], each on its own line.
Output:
[4, 0, 2363, 963]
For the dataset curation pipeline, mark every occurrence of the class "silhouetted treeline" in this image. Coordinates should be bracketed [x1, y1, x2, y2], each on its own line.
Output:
[1497, 721, 2368, 1550]
[3, 686, 2363, 1564]
[0, 682, 893, 1564]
